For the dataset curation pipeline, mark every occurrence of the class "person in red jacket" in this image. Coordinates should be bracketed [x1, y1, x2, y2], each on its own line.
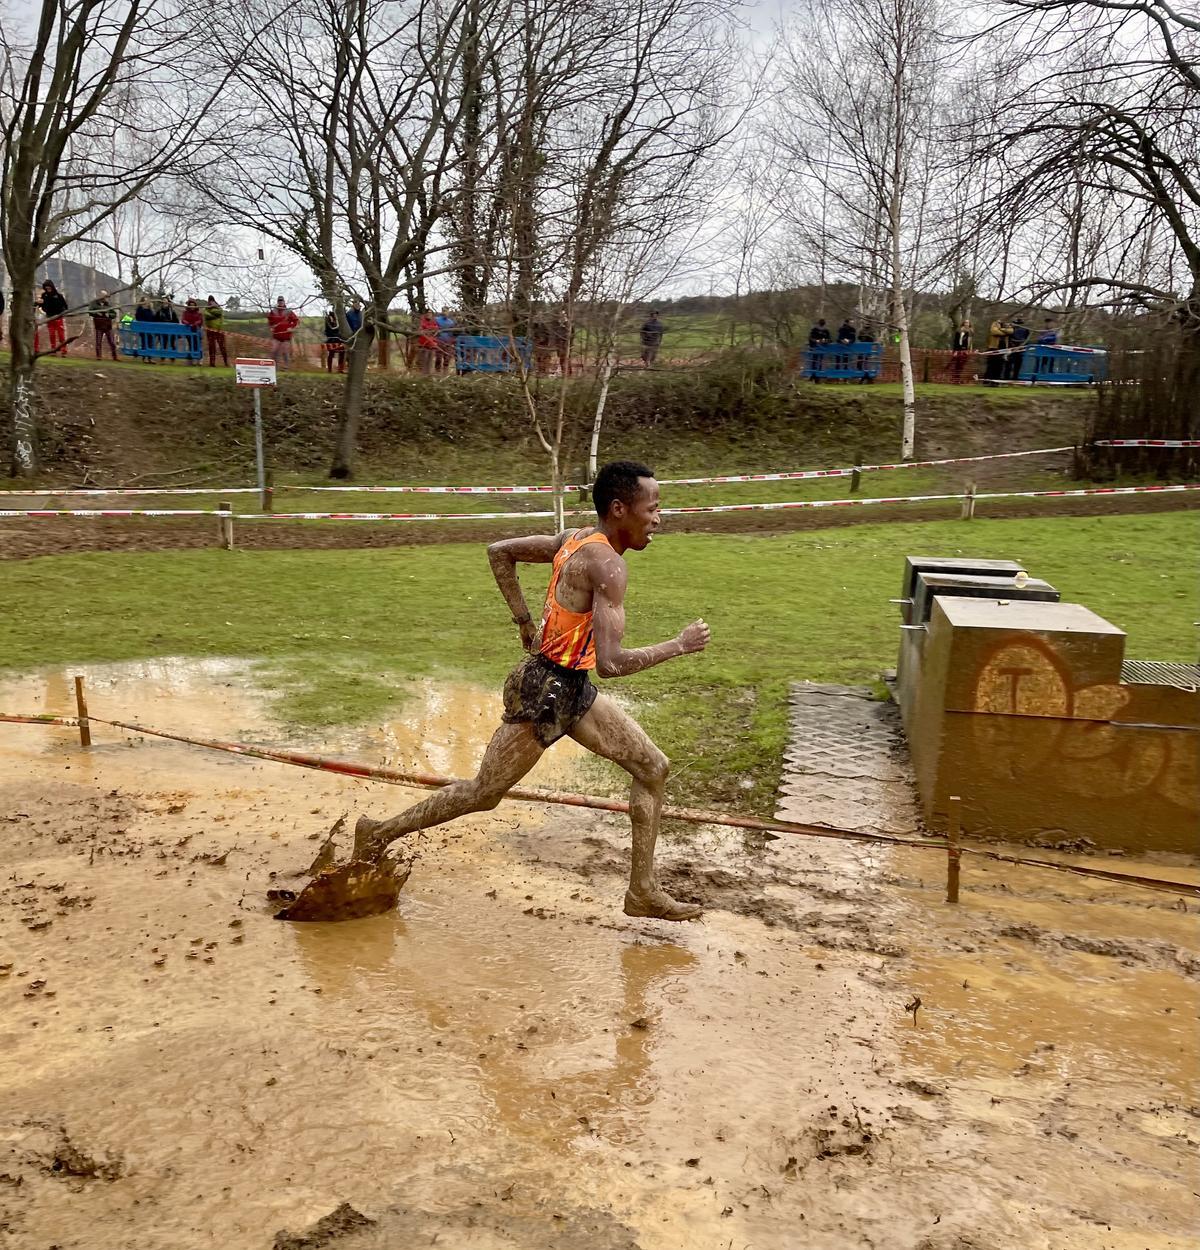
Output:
[417, 310, 440, 374]
[266, 296, 300, 368]
[180, 298, 203, 362]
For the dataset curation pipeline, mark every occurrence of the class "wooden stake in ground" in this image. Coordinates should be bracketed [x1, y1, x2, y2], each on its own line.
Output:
[960, 481, 977, 520]
[73, 675, 91, 748]
[219, 500, 234, 550]
[946, 794, 962, 903]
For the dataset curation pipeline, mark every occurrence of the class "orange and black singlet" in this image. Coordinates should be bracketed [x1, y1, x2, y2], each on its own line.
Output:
[538, 529, 614, 671]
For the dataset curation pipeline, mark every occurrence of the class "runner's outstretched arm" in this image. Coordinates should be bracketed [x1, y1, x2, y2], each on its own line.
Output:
[487, 532, 567, 650]
[591, 554, 709, 678]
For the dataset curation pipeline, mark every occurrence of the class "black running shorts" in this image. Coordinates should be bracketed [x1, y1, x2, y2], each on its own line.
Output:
[502, 653, 597, 747]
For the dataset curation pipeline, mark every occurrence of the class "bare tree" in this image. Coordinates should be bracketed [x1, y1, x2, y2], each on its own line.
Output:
[775, 0, 948, 456]
[478, 0, 737, 525]
[0, 0, 243, 475]
[206, 0, 493, 477]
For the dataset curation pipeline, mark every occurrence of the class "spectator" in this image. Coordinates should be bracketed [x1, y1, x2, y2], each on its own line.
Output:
[984, 316, 1012, 382]
[1037, 319, 1058, 345]
[180, 298, 203, 359]
[417, 310, 440, 375]
[134, 297, 155, 323]
[154, 297, 179, 360]
[950, 320, 972, 379]
[266, 296, 300, 368]
[435, 306, 457, 373]
[807, 318, 831, 348]
[323, 309, 347, 373]
[203, 296, 228, 367]
[836, 319, 857, 344]
[89, 290, 118, 361]
[37, 280, 69, 356]
[640, 309, 664, 366]
[1005, 317, 1030, 379]
[856, 326, 875, 343]
[346, 299, 363, 338]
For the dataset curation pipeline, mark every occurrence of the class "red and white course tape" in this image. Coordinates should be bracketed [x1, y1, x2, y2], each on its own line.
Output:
[1093, 439, 1200, 448]
[2, 482, 1195, 522]
[0, 443, 1077, 498]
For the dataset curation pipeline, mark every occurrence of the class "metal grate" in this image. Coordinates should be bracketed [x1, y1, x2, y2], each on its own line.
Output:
[1121, 660, 1200, 691]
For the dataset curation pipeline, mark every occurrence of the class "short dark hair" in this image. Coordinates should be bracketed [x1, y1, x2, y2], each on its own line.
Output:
[594, 460, 654, 518]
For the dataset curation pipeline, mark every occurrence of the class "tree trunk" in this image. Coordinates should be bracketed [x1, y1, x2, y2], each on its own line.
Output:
[549, 443, 565, 531]
[329, 322, 374, 478]
[7, 274, 38, 476]
[588, 356, 614, 483]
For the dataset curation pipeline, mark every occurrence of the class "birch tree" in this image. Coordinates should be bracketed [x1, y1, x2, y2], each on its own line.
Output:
[776, 0, 947, 457]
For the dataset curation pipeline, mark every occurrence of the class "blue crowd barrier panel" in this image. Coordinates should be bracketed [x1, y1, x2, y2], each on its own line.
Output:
[455, 334, 532, 374]
[1018, 343, 1106, 385]
[118, 320, 203, 363]
[801, 341, 882, 381]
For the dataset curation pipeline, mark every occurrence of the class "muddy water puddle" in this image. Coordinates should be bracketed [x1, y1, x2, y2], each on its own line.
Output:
[1, 660, 1197, 1249]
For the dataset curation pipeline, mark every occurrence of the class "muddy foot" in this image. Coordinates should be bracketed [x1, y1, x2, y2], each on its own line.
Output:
[623, 889, 703, 922]
[352, 815, 389, 863]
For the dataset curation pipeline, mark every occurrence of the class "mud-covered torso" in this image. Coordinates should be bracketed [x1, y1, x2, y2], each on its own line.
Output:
[538, 529, 618, 671]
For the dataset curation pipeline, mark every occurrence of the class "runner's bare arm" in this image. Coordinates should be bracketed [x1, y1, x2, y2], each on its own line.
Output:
[487, 531, 569, 649]
[590, 551, 709, 678]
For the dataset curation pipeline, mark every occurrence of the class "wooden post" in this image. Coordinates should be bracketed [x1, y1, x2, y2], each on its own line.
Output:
[73, 675, 91, 747]
[850, 449, 862, 494]
[946, 795, 962, 904]
[261, 469, 273, 513]
[219, 500, 234, 550]
[960, 481, 977, 520]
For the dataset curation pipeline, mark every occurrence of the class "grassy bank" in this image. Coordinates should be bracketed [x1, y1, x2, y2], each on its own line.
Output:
[2, 511, 1192, 813]
[4, 352, 1095, 491]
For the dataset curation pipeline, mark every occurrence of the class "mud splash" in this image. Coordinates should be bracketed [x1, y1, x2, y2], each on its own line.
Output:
[0, 659, 1197, 1249]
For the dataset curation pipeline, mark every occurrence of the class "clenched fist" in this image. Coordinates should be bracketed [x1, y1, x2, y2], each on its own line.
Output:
[677, 618, 711, 655]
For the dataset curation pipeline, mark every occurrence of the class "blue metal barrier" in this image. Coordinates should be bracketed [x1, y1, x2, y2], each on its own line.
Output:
[801, 341, 882, 381]
[118, 320, 203, 362]
[1018, 343, 1106, 385]
[455, 334, 532, 374]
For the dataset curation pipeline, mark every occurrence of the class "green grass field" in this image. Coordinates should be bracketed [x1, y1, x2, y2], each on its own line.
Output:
[2, 511, 1193, 813]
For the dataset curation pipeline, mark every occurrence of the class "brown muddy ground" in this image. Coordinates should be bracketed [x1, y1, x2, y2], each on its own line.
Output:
[0, 662, 1197, 1250]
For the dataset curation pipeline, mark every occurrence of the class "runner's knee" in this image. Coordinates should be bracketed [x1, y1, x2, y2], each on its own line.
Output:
[637, 747, 669, 788]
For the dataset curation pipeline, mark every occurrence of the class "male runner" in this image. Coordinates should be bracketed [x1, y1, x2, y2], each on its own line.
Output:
[353, 460, 710, 921]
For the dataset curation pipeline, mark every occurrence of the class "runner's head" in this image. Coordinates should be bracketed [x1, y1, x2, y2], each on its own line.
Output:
[594, 460, 659, 551]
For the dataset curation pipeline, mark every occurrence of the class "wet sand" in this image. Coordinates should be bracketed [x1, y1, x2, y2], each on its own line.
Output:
[0, 661, 1196, 1249]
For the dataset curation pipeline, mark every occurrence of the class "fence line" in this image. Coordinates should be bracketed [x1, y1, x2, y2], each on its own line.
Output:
[3, 702, 1196, 901]
[0, 442, 1083, 498]
[2, 481, 1196, 523]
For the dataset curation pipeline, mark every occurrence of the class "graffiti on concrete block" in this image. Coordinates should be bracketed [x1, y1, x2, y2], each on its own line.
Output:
[969, 634, 1197, 812]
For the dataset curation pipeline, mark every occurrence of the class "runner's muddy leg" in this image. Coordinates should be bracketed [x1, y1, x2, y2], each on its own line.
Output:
[354, 719, 545, 860]
[569, 694, 702, 921]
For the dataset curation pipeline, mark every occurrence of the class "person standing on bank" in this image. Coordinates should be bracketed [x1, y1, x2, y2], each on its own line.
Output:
[352, 460, 711, 922]
[1005, 317, 1030, 380]
[267, 296, 300, 368]
[203, 296, 229, 366]
[37, 280, 69, 356]
[89, 290, 118, 360]
[984, 316, 1012, 382]
[640, 310, 664, 366]
[950, 320, 972, 379]
[323, 309, 346, 373]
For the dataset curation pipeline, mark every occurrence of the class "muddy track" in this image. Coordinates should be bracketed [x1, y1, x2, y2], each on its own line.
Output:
[1, 491, 1194, 561]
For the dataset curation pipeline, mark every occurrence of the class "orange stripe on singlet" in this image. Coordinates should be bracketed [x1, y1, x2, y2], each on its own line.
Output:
[538, 530, 613, 671]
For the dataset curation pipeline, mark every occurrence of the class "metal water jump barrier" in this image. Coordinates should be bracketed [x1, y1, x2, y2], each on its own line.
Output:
[118, 320, 203, 364]
[3, 686, 1198, 904]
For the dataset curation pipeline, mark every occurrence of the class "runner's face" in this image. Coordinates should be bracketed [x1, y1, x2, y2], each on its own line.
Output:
[625, 477, 661, 549]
